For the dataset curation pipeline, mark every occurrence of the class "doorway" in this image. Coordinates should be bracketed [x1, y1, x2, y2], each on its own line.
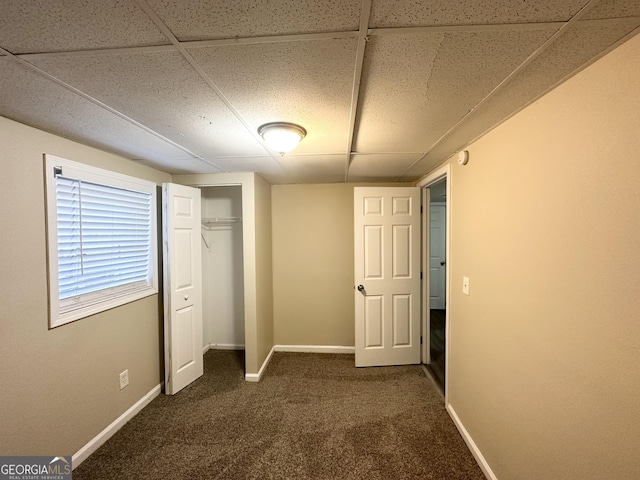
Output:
[163, 183, 247, 394]
[418, 165, 450, 401]
[427, 181, 446, 392]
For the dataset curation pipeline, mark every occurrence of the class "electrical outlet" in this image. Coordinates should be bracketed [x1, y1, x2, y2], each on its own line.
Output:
[119, 370, 129, 390]
[462, 276, 470, 295]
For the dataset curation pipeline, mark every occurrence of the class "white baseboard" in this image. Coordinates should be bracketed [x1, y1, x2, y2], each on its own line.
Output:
[245, 346, 275, 382]
[72, 384, 161, 469]
[447, 404, 498, 480]
[202, 344, 211, 354]
[274, 345, 355, 354]
[212, 343, 245, 350]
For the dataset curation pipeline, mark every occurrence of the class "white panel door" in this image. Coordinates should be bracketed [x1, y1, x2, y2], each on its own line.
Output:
[354, 187, 421, 367]
[163, 183, 203, 395]
[429, 203, 446, 310]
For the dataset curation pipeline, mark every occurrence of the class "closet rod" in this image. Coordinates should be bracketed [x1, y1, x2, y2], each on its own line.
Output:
[201, 217, 243, 229]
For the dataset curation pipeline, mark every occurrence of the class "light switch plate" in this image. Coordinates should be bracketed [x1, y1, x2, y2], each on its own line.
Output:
[462, 276, 470, 295]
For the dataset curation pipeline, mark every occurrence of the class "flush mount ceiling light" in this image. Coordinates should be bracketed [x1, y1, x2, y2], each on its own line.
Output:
[258, 122, 307, 154]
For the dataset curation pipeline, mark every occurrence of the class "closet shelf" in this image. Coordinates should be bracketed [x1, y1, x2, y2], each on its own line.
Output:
[201, 217, 243, 229]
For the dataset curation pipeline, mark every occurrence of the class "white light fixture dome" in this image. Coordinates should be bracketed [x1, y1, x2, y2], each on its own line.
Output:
[258, 122, 307, 154]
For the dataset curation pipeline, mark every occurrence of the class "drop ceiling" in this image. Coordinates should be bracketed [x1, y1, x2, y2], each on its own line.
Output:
[0, 0, 638, 184]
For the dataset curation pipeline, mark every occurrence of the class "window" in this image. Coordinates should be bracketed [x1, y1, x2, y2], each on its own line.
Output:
[44, 154, 158, 328]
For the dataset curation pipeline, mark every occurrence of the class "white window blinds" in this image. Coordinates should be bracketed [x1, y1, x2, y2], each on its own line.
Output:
[44, 154, 158, 328]
[56, 176, 153, 303]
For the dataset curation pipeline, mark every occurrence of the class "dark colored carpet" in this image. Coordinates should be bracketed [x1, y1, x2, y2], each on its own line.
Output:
[73, 351, 484, 479]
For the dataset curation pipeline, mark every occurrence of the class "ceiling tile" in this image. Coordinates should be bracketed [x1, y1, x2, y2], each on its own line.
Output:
[348, 153, 423, 181]
[147, 0, 361, 41]
[354, 28, 554, 153]
[196, 154, 346, 185]
[202, 156, 286, 176]
[403, 18, 640, 178]
[28, 51, 268, 158]
[261, 172, 345, 184]
[261, 154, 346, 184]
[583, 0, 640, 19]
[279, 153, 346, 175]
[0, 0, 168, 54]
[189, 39, 357, 155]
[0, 57, 207, 168]
[370, 0, 589, 28]
[134, 157, 224, 175]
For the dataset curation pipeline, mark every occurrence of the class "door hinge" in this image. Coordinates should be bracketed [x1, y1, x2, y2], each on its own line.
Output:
[420, 271, 423, 280]
[420, 336, 423, 344]
[420, 205, 423, 214]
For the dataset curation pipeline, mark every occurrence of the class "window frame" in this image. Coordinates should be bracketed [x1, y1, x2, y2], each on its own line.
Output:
[44, 154, 158, 328]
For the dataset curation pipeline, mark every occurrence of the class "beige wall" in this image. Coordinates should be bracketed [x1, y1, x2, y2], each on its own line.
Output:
[272, 184, 355, 346]
[441, 34, 640, 479]
[271, 183, 409, 347]
[254, 175, 274, 366]
[0, 117, 171, 456]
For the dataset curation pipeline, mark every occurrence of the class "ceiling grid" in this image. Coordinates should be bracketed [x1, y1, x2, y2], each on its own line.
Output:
[0, 0, 638, 183]
[344, 0, 372, 182]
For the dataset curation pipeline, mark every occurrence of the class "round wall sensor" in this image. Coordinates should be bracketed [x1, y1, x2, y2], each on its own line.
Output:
[457, 150, 469, 165]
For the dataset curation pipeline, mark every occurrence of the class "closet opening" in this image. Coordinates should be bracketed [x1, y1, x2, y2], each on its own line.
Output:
[200, 185, 246, 370]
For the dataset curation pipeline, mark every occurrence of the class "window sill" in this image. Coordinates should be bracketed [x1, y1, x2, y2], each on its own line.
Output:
[50, 286, 158, 328]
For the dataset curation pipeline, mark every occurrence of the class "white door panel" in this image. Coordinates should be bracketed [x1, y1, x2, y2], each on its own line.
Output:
[175, 307, 195, 370]
[393, 294, 411, 346]
[393, 225, 411, 277]
[365, 295, 383, 348]
[355, 187, 420, 367]
[163, 183, 203, 395]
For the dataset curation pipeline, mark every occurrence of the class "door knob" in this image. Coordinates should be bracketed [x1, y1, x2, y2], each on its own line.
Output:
[440, 261, 446, 266]
[357, 284, 365, 293]
[184, 295, 189, 301]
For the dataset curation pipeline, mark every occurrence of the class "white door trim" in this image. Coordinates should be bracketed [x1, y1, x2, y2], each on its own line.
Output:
[421, 187, 431, 364]
[417, 164, 451, 405]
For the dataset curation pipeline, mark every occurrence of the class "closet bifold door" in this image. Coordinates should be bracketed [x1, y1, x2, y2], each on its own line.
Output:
[162, 183, 204, 395]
